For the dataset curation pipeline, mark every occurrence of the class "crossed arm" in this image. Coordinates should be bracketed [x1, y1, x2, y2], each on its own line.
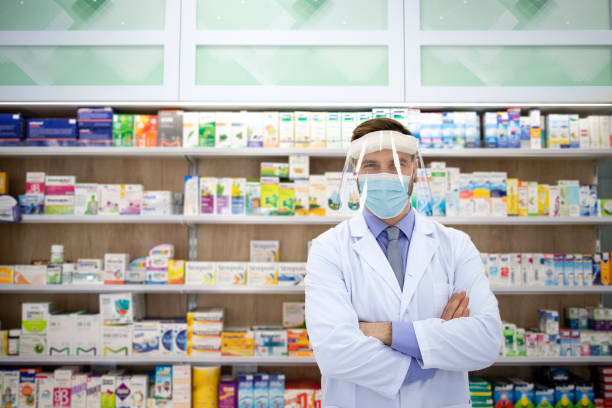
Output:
[359, 291, 471, 383]
[359, 291, 471, 346]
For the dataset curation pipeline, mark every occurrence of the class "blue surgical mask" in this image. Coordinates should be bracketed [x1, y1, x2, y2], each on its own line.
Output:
[358, 173, 412, 219]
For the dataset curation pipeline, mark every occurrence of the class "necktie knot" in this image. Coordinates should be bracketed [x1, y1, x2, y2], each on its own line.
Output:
[386, 226, 400, 241]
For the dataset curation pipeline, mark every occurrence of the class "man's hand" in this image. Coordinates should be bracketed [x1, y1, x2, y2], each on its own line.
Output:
[359, 322, 392, 346]
[359, 292, 469, 344]
[441, 291, 470, 321]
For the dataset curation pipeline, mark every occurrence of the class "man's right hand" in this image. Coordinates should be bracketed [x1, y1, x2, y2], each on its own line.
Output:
[441, 290, 470, 321]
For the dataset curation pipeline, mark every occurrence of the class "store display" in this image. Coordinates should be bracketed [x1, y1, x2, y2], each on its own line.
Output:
[2, 107, 610, 151]
[18, 172, 178, 217]
[500, 307, 612, 358]
[482, 252, 612, 287]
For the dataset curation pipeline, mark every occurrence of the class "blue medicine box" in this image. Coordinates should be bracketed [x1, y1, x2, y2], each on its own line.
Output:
[78, 127, 113, 140]
[0, 113, 23, 145]
[77, 107, 113, 128]
[27, 119, 77, 139]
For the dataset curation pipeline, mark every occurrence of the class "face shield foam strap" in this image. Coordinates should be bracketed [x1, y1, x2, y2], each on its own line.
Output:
[348, 130, 419, 161]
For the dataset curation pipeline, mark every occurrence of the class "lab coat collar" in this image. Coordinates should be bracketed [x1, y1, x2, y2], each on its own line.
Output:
[348, 210, 438, 303]
[350, 210, 403, 300]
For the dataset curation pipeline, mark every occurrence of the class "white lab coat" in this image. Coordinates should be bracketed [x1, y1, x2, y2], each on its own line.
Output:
[305, 210, 502, 408]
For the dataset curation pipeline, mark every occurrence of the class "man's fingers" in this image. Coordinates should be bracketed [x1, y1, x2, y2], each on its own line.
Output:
[453, 296, 469, 319]
[441, 291, 466, 320]
[441, 293, 459, 320]
[462, 308, 470, 318]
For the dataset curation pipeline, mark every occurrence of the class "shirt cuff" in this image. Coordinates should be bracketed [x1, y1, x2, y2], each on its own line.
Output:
[403, 357, 436, 385]
[391, 321, 422, 360]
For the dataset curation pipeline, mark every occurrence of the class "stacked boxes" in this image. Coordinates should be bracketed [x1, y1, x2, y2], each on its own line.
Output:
[44, 176, 75, 215]
[77, 107, 113, 147]
[186, 308, 224, 356]
[21, 303, 53, 356]
[100, 293, 145, 356]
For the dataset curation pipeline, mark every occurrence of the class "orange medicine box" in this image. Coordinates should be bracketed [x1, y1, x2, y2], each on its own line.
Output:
[134, 115, 158, 147]
[0, 265, 13, 283]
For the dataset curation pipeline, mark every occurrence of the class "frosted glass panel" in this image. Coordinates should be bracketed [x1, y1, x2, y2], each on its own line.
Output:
[195, 46, 388, 86]
[197, 0, 387, 30]
[0, 0, 165, 30]
[421, 0, 610, 30]
[0, 46, 164, 85]
[421, 46, 612, 86]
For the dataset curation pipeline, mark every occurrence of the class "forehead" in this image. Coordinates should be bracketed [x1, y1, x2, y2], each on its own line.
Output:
[362, 149, 414, 162]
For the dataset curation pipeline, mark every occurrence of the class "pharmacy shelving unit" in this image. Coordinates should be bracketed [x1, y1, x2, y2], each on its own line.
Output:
[1, 102, 611, 377]
[0, 356, 611, 367]
[2, 146, 612, 160]
[0, 284, 611, 296]
[16, 215, 612, 226]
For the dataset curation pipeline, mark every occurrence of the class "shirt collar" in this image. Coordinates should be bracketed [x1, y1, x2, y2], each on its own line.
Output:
[363, 207, 416, 241]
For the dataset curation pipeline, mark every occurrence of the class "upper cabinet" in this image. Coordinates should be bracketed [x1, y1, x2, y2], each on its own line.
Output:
[0, 0, 180, 101]
[179, 0, 404, 102]
[406, 0, 612, 103]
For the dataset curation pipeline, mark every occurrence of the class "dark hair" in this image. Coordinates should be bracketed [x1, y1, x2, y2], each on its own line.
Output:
[351, 117, 411, 142]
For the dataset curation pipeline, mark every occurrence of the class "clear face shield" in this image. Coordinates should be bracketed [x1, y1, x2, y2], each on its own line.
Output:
[335, 130, 433, 219]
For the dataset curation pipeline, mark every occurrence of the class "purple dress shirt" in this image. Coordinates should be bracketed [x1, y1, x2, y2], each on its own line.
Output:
[363, 208, 436, 384]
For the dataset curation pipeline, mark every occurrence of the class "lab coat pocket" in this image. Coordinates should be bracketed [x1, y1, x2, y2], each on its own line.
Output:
[432, 282, 453, 318]
[441, 404, 471, 408]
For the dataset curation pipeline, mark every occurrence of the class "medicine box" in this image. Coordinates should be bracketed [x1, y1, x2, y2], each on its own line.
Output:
[185, 261, 215, 285]
[113, 114, 134, 147]
[19, 333, 47, 356]
[168, 260, 185, 285]
[141, 191, 173, 216]
[277, 263, 306, 286]
[157, 110, 183, 147]
[75, 259, 103, 284]
[154, 366, 172, 400]
[99, 185, 121, 215]
[250, 240, 279, 263]
[102, 325, 132, 356]
[282, 302, 306, 329]
[253, 374, 269, 408]
[247, 263, 278, 286]
[0, 113, 23, 145]
[36, 373, 54, 408]
[170, 365, 190, 408]
[22, 302, 53, 335]
[132, 321, 161, 355]
[119, 185, 143, 215]
[74, 184, 100, 216]
[100, 293, 145, 325]
[216, 262, 246, 285]
[221, 329, 254, 357]
[74, 314, 101, 356]
[53, 368, 74, 408]
[14, 265, 47, 285]
[146, 256, 169, 285]
[254, 327, 288, 356]
[48, 313, 74, 356]
[134, 115, 158, 147]
[104, 254, 130, 284]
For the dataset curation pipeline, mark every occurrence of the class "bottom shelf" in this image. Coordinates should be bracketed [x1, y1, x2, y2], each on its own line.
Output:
[0, 356, 610, 366]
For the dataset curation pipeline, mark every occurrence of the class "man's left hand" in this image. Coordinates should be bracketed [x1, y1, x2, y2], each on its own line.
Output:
[359, 322, 392, 346]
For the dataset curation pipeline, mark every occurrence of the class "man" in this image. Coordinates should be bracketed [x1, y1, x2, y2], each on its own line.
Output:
[305, 118, 501, 407]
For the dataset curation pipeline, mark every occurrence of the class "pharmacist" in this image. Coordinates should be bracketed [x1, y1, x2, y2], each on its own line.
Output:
[305, 118, 502, 408]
